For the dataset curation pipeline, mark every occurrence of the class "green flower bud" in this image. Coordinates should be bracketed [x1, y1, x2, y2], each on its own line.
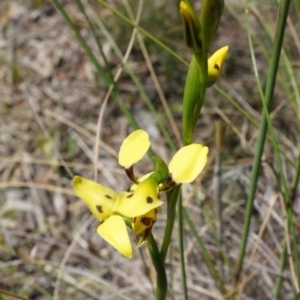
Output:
[200, 0, 224, 53]
[180, 0, 202, 54]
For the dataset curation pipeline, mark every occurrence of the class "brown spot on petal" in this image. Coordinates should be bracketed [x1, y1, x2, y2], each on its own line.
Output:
[127, 193, 134, 198]
[96, 205, 103, 213]
[105, 195, 112, 199]
[214, 64, 220, 71]
[141, 217, 153, 227]
[132, 217, 136, 223]
[146, 196, 153, 203]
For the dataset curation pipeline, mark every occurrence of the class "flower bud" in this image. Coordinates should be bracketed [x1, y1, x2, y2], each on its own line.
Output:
[180, 0, 202, 53]
[200, 0, 224, 53]
[207, 45, 229, 87]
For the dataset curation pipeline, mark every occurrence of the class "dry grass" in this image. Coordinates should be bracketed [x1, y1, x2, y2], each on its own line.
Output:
[0, 0, 299, 299]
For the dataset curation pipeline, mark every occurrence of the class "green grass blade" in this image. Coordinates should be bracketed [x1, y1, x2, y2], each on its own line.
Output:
[274, 243, 287, 299]
[96, 0, 188, 66]
[235, 0, 292, 282]
[75, 0, 113, 81]
[52, 0, 112, 87]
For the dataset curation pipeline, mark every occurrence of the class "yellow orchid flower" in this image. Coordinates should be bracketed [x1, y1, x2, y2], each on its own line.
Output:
[72, 130, 209, 257]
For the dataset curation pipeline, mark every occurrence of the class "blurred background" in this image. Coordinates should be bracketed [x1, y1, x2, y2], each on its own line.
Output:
[0, 0, 299, 299]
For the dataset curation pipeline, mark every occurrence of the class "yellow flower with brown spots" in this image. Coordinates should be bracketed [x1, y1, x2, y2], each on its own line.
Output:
[72, 129, 209, 257]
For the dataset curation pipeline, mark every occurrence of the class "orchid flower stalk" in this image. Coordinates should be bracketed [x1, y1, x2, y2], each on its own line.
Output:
[69, 1, 227, 298]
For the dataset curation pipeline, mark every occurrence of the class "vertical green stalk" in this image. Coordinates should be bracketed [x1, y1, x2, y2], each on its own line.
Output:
[274, 243, 287, 299]
[161, 185, 181, 262]
[177, 194, 188, 300]
[290, 154, 300, 202]
[235, 0, 291, 282]
[148, 234, 167, 300]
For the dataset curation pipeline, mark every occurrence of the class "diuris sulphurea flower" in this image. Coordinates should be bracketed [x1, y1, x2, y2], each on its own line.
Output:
[73, 130, 208, 257]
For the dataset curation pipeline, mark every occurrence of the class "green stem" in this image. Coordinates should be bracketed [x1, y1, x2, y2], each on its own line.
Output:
[290, 154, 300, 202]
[235, 0, 291, 282]
[148, 234, 168, 300]
[160, 185, 181, 262]
[177, 194, 188, 300]
[274, 243, 287, 299]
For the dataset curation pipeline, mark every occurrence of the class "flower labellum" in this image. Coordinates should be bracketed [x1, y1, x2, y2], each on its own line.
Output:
[113, 178, 163, 218]
[97, 215, 132, 258]
[132, 208, 157, 235]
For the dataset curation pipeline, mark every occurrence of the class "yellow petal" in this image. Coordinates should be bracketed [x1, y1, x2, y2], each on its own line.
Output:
[169, 144, 209, 183]
[132, 208, 157, 235]
[113, 178, 163, 218]
[207, 46, 229, 87]
[118, 130, 150, 168]
[97, 215, 132, 258]
[129, 172, 154, 191]
[73, 176, 116, 222]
